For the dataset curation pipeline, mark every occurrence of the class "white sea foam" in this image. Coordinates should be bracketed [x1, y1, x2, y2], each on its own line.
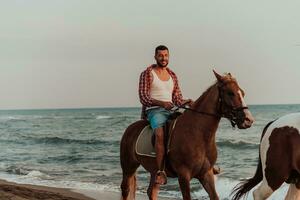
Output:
[0, 172, 291, 200]
[0, 115, 48, 121]
[191, 177, 289, 200]
[0, 163, 7, 170]
[96, 115, 111, 119]
[0, 116, 21, 121]
[0, 172, 119, 192]
[24, 170, 52, 179]
[156, 177, 289, 200]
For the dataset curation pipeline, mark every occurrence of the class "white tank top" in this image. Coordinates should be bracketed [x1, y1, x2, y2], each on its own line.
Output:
[150, 70, 174, 102]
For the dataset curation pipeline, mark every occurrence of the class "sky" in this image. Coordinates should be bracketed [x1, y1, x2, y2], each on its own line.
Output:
[0, 0, 300, 109]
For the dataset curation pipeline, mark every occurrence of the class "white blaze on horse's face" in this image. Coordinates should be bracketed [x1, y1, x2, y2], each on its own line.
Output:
[238, 90, 254, 128]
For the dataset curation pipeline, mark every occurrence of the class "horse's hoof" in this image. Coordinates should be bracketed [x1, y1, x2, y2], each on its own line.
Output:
[155, 171, 167, 185]
[213, 166, 221, 175]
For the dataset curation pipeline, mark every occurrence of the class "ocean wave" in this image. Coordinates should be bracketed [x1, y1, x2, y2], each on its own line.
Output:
[0, 171, 290, 200]
[46, 154, 86, 163]
[0, 114, 128, 122]
[96, 115, 111, 119]
[0, 171, 119, 192]
[0, 115, 112, 121]
[22, 136, 119, 146]
[4, 166, 53, 180]
[2, 118, 27, 122]
[0, 138, 26, 145]
[191, 177, 289, 200]
[0, 115, 49, 121]
[24, 170, 52, 179]
[0, 116, 21, 120]
[5, 166, 29, 175]
[217, 139, 259, 149]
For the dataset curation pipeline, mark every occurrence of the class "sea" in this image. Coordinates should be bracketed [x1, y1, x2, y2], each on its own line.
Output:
[0, 104, 299, 200]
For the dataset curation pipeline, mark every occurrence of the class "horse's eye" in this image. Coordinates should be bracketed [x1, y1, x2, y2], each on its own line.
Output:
[227, 91, 235, 97]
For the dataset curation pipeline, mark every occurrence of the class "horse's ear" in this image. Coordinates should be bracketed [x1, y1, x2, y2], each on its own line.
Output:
[213, 70, 224, 83]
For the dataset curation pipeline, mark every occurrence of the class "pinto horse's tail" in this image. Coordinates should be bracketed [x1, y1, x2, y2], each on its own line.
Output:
[230, 155, 263, 200]
[231, 121, 274, 200]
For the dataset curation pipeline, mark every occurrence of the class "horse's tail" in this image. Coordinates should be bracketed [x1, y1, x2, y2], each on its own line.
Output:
[230, 155, 263, 200]
[231, 120, 274, 200]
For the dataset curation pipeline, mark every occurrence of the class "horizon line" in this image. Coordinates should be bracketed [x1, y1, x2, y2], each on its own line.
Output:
[0, 103, 299, 111]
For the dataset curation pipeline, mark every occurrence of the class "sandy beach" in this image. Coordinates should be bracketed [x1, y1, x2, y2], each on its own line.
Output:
[0, 179, 94, 200]
[0, 179, 175, 200]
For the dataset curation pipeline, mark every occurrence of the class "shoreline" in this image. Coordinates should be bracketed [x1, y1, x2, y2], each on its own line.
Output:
[0, 179, 93, 200]
[0, 179, 175, 200]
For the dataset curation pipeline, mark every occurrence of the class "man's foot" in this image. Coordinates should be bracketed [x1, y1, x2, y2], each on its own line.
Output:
[213, 166, 221, 175]
[155, 170, 167, 185]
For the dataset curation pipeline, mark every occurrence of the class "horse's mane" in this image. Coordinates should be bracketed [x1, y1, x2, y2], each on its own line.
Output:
[193, 73, 237, 107]
[193, 83, 218, 107]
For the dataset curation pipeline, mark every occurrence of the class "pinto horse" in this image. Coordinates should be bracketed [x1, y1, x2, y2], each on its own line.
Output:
[120, 71, 254, 200]
[232, 113, 300, 200]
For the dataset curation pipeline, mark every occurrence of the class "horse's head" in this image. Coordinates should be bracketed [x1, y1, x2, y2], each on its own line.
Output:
[213, 70, 254, 129]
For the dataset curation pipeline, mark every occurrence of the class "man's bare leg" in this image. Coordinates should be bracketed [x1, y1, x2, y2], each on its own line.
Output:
[154, 127, 167, 185]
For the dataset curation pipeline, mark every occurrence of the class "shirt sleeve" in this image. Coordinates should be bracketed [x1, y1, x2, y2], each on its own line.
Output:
[139, 71, 153, 107]
[172, 73, 184, 106]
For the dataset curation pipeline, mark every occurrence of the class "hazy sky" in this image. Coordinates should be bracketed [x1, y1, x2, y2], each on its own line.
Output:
[1, 1, 300, 109]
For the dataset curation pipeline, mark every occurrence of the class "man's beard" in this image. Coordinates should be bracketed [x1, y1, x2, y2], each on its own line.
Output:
[157, 61, 168, 68]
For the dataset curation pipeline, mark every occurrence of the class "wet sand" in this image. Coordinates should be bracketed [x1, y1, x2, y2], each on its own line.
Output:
[0, 179, 175, 200]
[0, 179, 93, 200]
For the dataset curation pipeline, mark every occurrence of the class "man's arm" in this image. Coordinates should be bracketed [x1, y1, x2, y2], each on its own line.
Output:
[170, 71, 194, 107]
[139, 71, 153, 107]
[171, 72, 184, 106]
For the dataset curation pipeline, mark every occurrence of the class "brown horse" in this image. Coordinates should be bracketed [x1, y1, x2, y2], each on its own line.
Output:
[120, 70, 254, 200]
[231, 113, 300, 200]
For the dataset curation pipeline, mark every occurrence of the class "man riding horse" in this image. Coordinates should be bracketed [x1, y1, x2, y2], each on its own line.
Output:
[138, 45, 217, 185]
[122, 64, 254, 199]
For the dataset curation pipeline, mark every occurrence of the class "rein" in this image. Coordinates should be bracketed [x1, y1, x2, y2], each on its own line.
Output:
[173, 83, 249, 128]
[179, 106, 246, 128]
[177, 104, 248, 128]
[177, 106, 220, 118]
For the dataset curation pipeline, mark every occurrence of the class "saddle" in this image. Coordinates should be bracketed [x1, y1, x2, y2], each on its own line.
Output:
[135, 112, 181, 157]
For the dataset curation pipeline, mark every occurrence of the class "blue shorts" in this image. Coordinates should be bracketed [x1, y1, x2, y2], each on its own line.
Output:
[146, 107, 172, 130]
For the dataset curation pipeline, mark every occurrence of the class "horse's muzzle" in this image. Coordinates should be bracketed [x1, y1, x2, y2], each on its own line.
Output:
[238, 109, 254, 129]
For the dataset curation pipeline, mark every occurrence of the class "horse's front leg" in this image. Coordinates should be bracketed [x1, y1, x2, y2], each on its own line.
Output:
[178, 175, 192, 200]
[197, 169, 219, 200]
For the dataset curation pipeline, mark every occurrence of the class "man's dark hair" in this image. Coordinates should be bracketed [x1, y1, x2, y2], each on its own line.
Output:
[155, 45, 169, 55]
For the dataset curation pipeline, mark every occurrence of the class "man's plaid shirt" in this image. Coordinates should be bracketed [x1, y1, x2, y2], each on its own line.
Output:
[139, 65, 184, 119]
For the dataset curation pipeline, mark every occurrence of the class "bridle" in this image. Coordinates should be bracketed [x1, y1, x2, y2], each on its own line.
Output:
[178, 83, 248, 128]
[217, 83, 248, 127]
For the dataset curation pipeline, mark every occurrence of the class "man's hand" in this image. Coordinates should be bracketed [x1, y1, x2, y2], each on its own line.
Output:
[161, 101, 174, 110]
[151, 99, 174, 110]
[182, 99, 194, 107]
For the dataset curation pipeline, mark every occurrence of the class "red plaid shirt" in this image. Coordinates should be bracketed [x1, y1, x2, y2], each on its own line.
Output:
[139, 65, 184, 119]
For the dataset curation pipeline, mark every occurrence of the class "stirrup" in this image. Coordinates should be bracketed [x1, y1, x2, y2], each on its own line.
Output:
[155, 170, 167, 185]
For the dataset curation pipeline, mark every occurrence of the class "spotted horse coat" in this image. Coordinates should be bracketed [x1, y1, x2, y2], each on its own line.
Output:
[232, 113, 300, 200]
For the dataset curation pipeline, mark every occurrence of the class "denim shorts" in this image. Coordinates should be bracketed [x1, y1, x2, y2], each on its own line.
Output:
[146, 107, 172, 130]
